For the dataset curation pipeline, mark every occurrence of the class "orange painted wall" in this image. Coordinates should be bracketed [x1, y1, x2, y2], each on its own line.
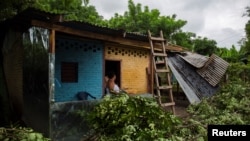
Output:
[105, 44, 150, 94]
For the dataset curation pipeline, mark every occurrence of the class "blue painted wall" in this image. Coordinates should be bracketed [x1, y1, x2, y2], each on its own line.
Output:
[54, 37, 103, 102]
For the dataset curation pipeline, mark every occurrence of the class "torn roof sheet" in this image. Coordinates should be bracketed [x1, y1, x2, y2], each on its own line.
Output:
[179, 51, 209, 68]
[178, 52, 229, 86]
[168, 53, 223, 103]
[197, 54, 230, 86]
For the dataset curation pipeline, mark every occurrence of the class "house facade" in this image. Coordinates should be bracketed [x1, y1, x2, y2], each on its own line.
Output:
[1, 8, 184, 140]
[1, 7, 229, 141]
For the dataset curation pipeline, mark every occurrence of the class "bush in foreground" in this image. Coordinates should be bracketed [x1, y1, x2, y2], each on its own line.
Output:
[78, 94, 182, 141]
[0, 126, 50, 141]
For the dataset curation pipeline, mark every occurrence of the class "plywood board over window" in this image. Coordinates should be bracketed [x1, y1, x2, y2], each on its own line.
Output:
[61, 62, 78, 82]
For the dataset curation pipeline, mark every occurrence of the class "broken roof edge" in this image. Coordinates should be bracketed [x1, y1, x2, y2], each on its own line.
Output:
[168, 53, 221, 104]
[178, 51, 209, 68]
[168, 60, 201, 104]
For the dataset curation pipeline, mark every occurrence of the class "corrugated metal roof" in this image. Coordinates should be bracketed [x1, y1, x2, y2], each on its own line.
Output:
[168, 59, 200, 103]
[197, 54, 229, 86]
[123, 32, 148, 41]
[0, 7, 185, 51]
[179, 52, 209, 68]
[58, 21, 124, 36]
[178, 52, 229, 86]
[57, 21, 152, 42]
[168, 53, 220, 103]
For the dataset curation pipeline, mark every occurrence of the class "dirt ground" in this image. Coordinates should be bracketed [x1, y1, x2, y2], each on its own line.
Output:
[164, 97, 190, 118]
[174, 99, 190, 118]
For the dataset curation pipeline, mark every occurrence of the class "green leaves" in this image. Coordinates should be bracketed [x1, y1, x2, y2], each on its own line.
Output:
[192, 37, 217, 56]
[84, 94, 181, 140]
[107, 0, 187, 40]
[178, 82, 250, 140]
[0, 127, 50, 141]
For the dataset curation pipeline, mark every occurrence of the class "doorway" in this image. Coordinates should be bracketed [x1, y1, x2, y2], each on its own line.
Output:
[105, 60, 121, 87]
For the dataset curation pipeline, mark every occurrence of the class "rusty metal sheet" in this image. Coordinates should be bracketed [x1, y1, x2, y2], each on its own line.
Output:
[168, 54, 219, 103]
[179, 52, 209, 68]
[168, 59, 200, 103]
[197, 54, 229, 86]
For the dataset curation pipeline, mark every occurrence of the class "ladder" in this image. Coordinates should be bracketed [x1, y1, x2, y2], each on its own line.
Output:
[148, 30, 175, 114]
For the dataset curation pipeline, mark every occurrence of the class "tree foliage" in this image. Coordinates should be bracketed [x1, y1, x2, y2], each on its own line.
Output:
[108, 0, 188, 43]
[244, 6, 250, 50]
[216, 47, 236, 62]
[80, 94, 182, 141]
[174, 81, 250, 141]
[33, 0, 106, 24]
[238, 6, 250, 63]
[216, 46, 242, 63]
[171, 31, 196, 50]
[226, 63, 250, 82]
[0, 126, 50, 141]
[0, 0, 106, 25]
[0, 0, 34, 21]
[193, 36, 217, 56]
[187, 82, 250, 125]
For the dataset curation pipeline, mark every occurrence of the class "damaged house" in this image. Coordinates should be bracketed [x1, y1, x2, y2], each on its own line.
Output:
[0, 8, 229, 140]
[168, 52, 229, 103]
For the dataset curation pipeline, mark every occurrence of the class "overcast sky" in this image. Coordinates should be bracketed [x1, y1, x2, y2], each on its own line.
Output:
[89, 0, 249, 50]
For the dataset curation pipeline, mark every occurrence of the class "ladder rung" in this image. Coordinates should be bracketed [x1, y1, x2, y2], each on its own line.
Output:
[161, 102, 175, 107]
[156, 61, 164, 64]
[155, 69, 169, 73]
[150, 37, 165, 41]
[153, 53, 167, 57]
[157, 85, 172, 89]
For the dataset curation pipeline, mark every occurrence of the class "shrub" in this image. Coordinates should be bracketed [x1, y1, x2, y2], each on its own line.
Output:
[79, 94, 182, 141]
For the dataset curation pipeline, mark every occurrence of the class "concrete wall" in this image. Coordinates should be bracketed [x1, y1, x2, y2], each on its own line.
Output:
[55, 37, 104, 102]
[105, 43, 150, 94]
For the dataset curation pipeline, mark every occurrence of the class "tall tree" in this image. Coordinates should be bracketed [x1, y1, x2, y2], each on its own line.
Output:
[0, 0, 35, 21]
[36, 0, 106, 25]
[171, 31, 196, 50]
[0, 0, 105, 25]
[108, 0, 188, 44]
[193, 36, 217, 56]
[237, 6, 250, 64]
[243, 6, 250, 53]
[216, 46, 241, 63]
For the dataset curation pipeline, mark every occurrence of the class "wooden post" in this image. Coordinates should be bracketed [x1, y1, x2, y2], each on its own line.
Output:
[48, 29, 55, 139]
[49, 30, 55, 53]
[151, 54, 154, 95]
